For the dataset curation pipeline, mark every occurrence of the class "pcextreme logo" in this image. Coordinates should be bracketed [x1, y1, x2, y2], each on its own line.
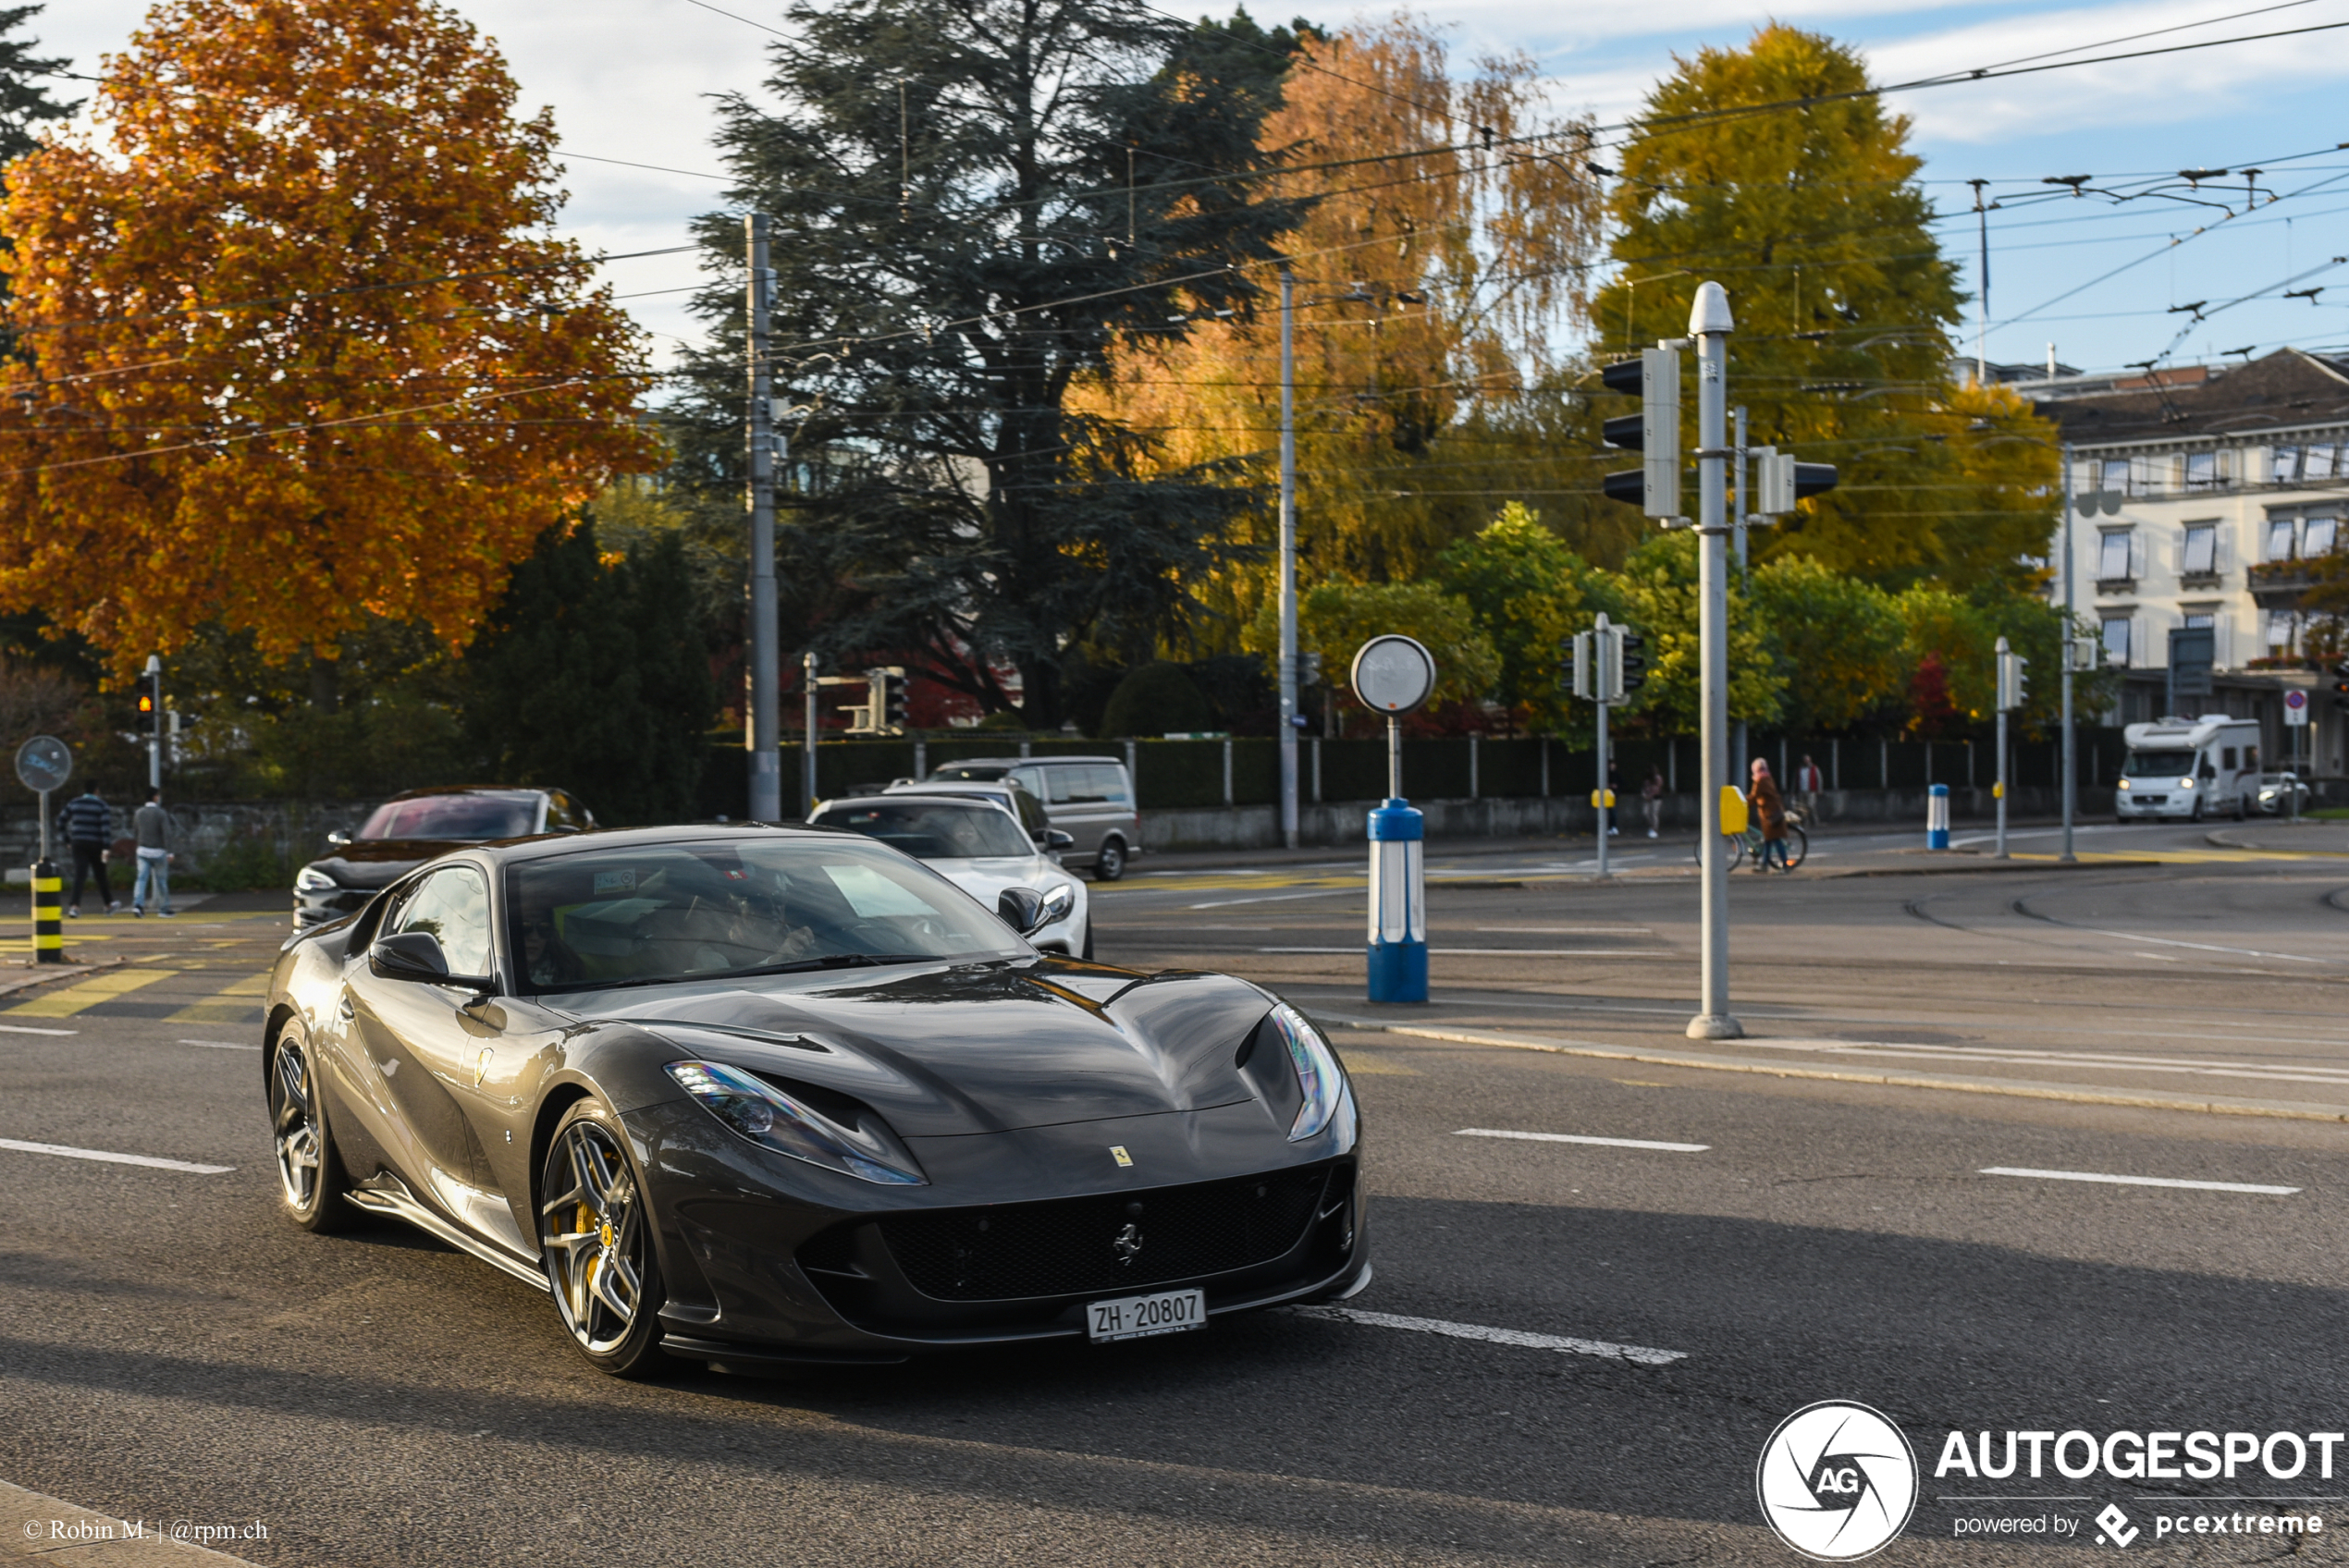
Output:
[1757, 1401, 1921, 1561]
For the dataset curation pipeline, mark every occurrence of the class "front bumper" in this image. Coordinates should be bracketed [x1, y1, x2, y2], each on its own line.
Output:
[625, 1097, 1367, 1363]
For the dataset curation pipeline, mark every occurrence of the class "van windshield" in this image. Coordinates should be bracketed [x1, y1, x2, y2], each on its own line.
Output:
[2123, 750, 2195, 776]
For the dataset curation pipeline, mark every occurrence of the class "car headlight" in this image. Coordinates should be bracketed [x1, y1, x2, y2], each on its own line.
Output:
[1267, 1002, 1349, 1142]
[2118, 779, 2131, 791]
[665, 1060, 926, 1185]
[2179, 778, 2196, 790]
[1039, 882, 1076, 925]
[294, 866, 338, 894]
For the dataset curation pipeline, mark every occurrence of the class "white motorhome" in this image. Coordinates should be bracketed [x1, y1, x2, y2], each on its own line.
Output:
[2116, 716, 2262, 821]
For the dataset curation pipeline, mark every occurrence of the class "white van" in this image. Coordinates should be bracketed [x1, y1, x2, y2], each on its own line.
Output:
[2116, 716, 2261, 822]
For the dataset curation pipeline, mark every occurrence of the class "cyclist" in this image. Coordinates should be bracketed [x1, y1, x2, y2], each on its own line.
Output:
[1749, 757, 1791, 873]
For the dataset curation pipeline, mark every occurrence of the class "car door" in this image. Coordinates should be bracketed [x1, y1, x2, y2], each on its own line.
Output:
[341, 863, 533, 1256]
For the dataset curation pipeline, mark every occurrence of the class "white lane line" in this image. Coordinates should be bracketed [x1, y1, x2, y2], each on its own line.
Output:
[1471, 926, 1655, 935]
[1980, 1166, 2299, 1195]
[1296, 1305, 1685, 1366]
[0, 1137, 235, 1174]
[177, 1038, 263, 1051]
[1186, 890, 1357, 909]
[1259, 946, 1677, 957]
[1458, 1127, 1709, 1153]
[2061, 927, 2327, 963]
[1754, 1038, 2349, 1090]
[0, 1023, 77, 1036]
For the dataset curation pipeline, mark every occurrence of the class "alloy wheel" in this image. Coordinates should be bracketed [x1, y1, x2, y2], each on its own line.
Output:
[271, 1037, 324, 1211]
[539, 1120, 646, 1355]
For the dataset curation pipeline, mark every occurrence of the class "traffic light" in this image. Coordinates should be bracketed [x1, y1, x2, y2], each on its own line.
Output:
[1618, 630, 1647, 694]
[136, 692, 154, 718]
[855, 668, 908, 734]
[1566, 631, 1592, 699]
[1753, 447, 1839, 514]
[2332, 662, 2349, 712]
[1599, 348, 1680, 518]
[1297, 650, 1322, 689]
[880, 668, 908, 732]
[1997, 648, 2029, 711]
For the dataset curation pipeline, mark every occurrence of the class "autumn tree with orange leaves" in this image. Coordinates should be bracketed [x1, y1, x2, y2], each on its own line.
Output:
[1078, 17, 1608, 640]
[0, 0, 658, 693]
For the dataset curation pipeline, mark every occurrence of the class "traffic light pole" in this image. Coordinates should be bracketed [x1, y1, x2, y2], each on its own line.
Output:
[2059, 441, 2077, 863]
[1277, 262, 1300, 850]
[802, 650, 818, 816]
[1689, 283, 1740, 1041]
[143, 653, 162, 790]
[1731, 406, 1748, 788]
[746, 214, 782, 824]
[1995, 636, 2011, 862]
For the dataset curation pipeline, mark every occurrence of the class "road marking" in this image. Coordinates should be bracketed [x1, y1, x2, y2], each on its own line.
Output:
[0, 1137, 235, 1174]
[5, 968, 177, 1017]
[0, 1023, 76, 1036]
[1186, 890, 1358, 909]
[1260, 947, 1677, 958]
[1471, 925, 1654, 935]
[1979, 1166, 2299, 1195]
[1457, 1127, 1709, 1152]
[178, 1038, 263, 1051]
[1754, 1038, 2349, 1091]
[1295, 1305, 1685, 1366]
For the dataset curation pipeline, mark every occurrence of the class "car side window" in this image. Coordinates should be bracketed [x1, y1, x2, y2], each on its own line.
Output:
[390, 865, 495, 977]
[1009, 788, 1049, 837]
[546, 792, 587, 832]
[1094, 765, 1131, 804]
[1007, 767, 1046, 800]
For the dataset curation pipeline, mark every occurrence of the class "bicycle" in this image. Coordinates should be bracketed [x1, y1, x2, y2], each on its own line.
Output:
[1690, 803, 1809, 871]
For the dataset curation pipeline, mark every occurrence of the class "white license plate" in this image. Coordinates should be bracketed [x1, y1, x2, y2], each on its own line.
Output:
[1087, 1287, 1207, 1342]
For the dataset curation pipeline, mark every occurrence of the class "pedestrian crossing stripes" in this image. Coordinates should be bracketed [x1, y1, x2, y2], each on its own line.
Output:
[3, 966, 272, 1022]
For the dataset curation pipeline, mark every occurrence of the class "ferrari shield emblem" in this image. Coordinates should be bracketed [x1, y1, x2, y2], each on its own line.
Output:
[1110, 1145, 1133, 1168]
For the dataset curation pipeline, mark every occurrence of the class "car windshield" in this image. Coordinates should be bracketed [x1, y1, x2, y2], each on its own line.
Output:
[811, 800, 1032, 860]
[2123, 750, 2195, 776]
[929, 764, 1008, 781]
[359, 793, 536, 841]
[505, 837, 1024, 993]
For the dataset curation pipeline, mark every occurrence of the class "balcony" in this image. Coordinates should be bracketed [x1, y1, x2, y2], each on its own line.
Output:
[2095, 577, 2137, 597]
[2179, 571, 2223, 590]
[2249, 558, 2325, 610]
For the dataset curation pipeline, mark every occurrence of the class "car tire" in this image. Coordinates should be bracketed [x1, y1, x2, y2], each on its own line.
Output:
[538, 1097, 671, 1378]
[269, 1022, 359, 1233]
[1095, 839, 1126, 882]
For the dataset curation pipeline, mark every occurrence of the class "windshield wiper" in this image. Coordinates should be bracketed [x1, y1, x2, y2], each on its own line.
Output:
[731, 952, 940, 977]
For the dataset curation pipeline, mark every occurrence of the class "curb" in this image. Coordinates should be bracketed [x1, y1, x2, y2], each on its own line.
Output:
[1310, 1014, 2349, 1126]
[0, 1479, 261, 1564]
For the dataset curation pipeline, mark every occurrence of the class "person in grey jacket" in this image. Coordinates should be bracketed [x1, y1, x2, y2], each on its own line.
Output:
[59, 786, 118, 916]
[131, 788, 177, 918]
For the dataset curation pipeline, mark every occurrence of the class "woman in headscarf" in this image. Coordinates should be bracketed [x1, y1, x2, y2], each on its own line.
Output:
[1749, 757, 1790, 873]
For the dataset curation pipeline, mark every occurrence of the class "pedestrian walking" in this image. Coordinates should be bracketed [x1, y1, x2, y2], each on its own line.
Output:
[1795, 753, 1826, 820]
[1641, 764, 1664, 839]
[1749, 758, 1790, 873]
[59, 785, 118, 917]
[1605, 756, 1622, 836]
[131, 788, 178, 917]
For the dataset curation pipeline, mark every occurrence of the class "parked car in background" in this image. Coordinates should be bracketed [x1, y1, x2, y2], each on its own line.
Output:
[2256, 770, 2312, 815]
[807, 794, 1091, 959]
[920, 755, 1139, 881]
[292, 786, 595, 928]
[879, 778, 1058, 848]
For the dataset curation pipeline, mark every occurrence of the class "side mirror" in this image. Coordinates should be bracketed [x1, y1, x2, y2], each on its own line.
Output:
[996, 886, 1050, 936]
[326, 830, 351, 848]
[1043, 828, 1076, 851]
[369, 931, 496, 993]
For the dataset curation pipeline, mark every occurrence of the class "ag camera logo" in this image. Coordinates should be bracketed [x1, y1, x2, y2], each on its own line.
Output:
[1757, 1401, 1920, 1561]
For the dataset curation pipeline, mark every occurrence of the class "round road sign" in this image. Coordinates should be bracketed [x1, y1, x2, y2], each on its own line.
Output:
[2286, 689, 2307, 709]
[1351, 635, 1438, 717]
[14, 734, 70, 794]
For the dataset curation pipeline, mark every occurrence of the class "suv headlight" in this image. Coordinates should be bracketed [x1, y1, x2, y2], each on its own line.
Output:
[2179, 778, 2196, 790]
[1039, 882, 1076, 925]
[665, 1060, 925, 1185]
[1268, 1002, 1350, 1142]
[294, 866, 338, 894]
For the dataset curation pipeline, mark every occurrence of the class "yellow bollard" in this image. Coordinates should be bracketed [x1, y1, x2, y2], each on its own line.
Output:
[30, 858, 60, 964]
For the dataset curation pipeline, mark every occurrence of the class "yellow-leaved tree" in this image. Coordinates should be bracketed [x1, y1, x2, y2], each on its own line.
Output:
[0, 0, 658, 687]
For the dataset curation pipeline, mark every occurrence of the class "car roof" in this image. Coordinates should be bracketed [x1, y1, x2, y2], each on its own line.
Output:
[817, 794, 1004, 812]
[379, 785, 551, 802]
[932, 755, 1123, 767]
[442, 822, 862, 866]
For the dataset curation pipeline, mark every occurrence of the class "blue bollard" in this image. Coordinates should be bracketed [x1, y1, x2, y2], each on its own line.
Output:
[1926, 782, 1950, 851]
[1366, 798, 1427, 1002]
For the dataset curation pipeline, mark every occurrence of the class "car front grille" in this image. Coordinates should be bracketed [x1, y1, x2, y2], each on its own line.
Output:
[874, 1165, 1331, 1302]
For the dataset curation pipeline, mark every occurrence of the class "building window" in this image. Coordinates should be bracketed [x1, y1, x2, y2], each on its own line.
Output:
[2101, 617, 2133, 667]
[2097, 529, 2134, 581]
[2306, 516, 2339, 557]
[2182, 611, 2215, 630]
[2268, 517, 2297, 560]
[2275, 445, 2301, 483]
[2181, 523, 2217, 575]
[2100, 458, 2131, 495]
[2266, 610, 2296, 653]
[2308, 444, 2339, 481]
[2184, 451, 2219, 490]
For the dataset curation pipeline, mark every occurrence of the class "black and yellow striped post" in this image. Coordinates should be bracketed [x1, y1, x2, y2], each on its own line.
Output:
[31, 856, 60, 963]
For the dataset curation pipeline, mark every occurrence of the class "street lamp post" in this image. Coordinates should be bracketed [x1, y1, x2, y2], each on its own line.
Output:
[1278, 262, 1300, 850]
[2060, 441, 2077, 863]
[1688, 282, 1740, 1042]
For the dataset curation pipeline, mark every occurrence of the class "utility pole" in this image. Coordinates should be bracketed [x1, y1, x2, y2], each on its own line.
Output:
[1689, 282, 1739, 1041]
[1995, 635, 2026, 860]
[745, 214, 781, 822]
[1969, 178, 1991, 386]
[1732, 404, 1749, 785]
[1277, 262, 1300, 850]
[2060, 441, 2077, 863]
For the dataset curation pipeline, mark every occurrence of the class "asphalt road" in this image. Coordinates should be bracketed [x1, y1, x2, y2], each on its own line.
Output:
[2, 834, 2346, 1565]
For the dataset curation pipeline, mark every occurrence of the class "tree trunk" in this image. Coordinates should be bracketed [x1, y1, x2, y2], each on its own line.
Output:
[308, 651, 340, 714]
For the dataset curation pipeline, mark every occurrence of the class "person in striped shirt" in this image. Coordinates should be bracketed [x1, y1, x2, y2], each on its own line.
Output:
[59, 786, 118, 917]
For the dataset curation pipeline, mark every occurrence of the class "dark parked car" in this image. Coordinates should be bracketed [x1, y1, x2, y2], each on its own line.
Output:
[291, 786, 595, 928]
[263, 823, 1366, 1377]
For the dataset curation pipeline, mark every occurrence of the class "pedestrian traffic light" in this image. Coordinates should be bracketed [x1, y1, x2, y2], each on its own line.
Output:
[136, 693, 154, 717]
[1599, 348, 1679, 518]
[1566, 631, 1592, 699]
[1997, 647, 2028, 711]
[1618, 630, 1647, 693]
[1753, 447, 1839, 514]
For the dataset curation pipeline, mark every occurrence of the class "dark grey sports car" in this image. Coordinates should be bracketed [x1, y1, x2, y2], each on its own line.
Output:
[263, 824, 1367, 1376]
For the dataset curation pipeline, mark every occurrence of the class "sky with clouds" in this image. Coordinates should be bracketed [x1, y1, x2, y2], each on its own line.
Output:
[35, 0, 2349, 378]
